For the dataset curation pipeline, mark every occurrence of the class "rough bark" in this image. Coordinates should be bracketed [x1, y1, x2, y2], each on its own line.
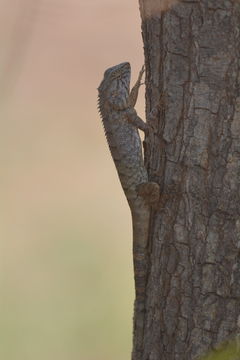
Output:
[133, 0, 240, 359]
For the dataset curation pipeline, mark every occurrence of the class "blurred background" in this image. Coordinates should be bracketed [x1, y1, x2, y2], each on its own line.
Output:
[0, 0, 145, 359]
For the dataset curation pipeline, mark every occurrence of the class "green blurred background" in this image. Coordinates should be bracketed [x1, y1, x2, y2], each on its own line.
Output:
[0, 0, 146, 359]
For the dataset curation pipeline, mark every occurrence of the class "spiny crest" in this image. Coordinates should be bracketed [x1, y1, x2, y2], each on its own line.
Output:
[97, 95, 104, 119]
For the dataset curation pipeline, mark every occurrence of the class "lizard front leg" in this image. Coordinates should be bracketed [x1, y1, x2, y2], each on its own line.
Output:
[125, 104, 160, 133]
[129, 65, 145, 108]
[125, 108, 148, 132]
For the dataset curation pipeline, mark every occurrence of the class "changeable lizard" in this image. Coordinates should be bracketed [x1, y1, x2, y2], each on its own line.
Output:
[98, 62, 159, 356]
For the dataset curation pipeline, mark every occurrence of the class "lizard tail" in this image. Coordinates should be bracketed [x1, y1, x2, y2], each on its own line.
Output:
[131, 202, 150, 359]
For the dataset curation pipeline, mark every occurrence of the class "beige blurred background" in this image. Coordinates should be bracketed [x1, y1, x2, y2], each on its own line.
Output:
[0, 1, 145, 359]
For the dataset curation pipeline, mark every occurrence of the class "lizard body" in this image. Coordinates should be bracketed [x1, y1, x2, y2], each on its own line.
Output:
[98, 62, 159, 357]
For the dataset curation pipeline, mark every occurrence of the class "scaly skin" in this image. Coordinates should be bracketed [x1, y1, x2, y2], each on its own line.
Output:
[98, 62, 159, 359]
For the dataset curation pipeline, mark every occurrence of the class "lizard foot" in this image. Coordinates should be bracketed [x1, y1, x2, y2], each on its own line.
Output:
[136, 182, 160, 206]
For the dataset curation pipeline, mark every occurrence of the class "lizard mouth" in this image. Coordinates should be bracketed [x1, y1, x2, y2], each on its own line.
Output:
[121, 62, 130, 71]
[120, 62, 131, 80]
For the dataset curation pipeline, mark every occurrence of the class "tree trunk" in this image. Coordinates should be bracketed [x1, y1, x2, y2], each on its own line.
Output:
[133, 0, 240, 359]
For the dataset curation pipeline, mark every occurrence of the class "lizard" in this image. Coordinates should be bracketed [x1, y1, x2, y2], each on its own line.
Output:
[97, 62, 159, 357]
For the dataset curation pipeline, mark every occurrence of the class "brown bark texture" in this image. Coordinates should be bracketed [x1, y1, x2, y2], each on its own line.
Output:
[134, 0, 240, 359]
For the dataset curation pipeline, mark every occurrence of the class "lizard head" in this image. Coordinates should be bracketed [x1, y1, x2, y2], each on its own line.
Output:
[98, 62, 131, 110]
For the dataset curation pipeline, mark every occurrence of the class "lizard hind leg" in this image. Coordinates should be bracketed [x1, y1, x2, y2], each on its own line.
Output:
[136, 182, 160, 206]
